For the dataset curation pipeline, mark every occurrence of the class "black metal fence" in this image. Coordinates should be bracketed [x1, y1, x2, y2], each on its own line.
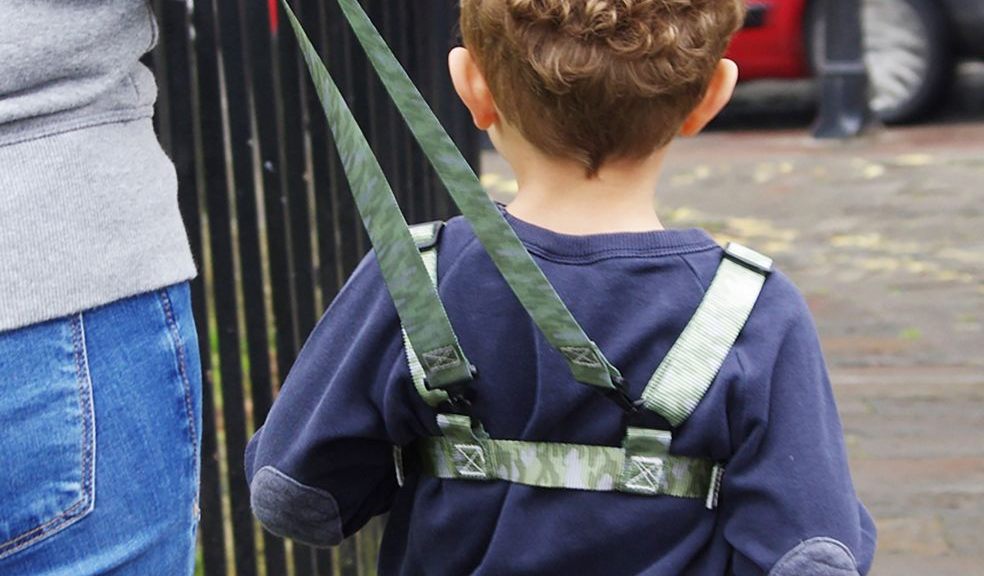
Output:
[149, 1, 478, 574]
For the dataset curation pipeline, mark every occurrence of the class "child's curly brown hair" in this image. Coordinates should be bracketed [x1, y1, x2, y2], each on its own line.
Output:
[460, 0, 746, 176]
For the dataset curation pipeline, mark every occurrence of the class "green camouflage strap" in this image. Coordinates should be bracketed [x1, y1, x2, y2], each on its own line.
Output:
[330, 0, 624, 394]
[282, 3, 473, 390]
[414, 414, 723, 506]
[641, 243, 772, 427]
[403, 223, 450, 407]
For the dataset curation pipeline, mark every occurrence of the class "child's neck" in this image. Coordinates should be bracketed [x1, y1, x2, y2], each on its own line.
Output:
[504, 148, 668, 236]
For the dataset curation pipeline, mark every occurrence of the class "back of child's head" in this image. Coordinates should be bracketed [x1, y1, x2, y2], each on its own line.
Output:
[460, 0, 746, 176]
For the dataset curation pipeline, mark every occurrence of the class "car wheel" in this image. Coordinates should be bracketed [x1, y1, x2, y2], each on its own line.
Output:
[807, 0, 954, 124]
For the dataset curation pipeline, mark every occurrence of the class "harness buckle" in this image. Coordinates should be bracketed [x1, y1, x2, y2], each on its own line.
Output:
[723, 242, 773, 275]
[604, 375, 640, 414]
[441, 384, 475, 416]
[410, 220, 445, 250]
[431, 364, 479, 416]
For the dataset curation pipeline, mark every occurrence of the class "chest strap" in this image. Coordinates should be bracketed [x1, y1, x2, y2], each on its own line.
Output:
[412, 415, 724, 508]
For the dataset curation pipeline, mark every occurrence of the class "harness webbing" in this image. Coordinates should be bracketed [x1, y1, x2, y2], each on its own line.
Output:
[412, 414, 722, 505]
[403, 223, 450, 408]
[641, 243, 773, 426]
[282, 5, 473, 390]
[301, 0, 626, 395]
[402, 225, 753, 506]
[283, 2, 772, 507]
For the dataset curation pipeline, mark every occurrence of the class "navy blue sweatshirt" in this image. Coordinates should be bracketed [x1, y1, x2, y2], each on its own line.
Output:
[245, 212, 876, 575]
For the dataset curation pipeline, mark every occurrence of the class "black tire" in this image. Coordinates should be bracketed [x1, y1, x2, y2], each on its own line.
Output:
[806, 0, 954, 124]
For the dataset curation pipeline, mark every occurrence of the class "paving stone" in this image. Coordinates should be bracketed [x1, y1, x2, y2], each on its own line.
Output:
[875, 516, 950, 556]
[870, 554, 983, 576]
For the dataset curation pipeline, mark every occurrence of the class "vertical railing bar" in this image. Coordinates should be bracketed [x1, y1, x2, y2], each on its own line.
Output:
[392, 0, 417, 225]
[277, 1, 319, 573]
[246, 1, 297, 572]
[269, 24, 303, 379]
[430, 2, 454, 219]
[192, 0, 258, 573]
[283, 0, 318, 341]
[308, 1, 342, 573]
[408, 6, 438, 219]
[336, 539, 358, 576]
[160, 1, 230, 574]
[322, 1, 349, 294]
[293, 538, 317, 576]
[308, 0, 341, 306]
[344, 0, 372, 259]
[230, 0, 291, 573]
[334, 1, 364, 278]
[375, 1, 405, 221]
[315, 548, 334, 576]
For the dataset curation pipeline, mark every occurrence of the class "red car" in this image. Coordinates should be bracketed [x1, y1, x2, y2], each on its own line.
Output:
[727, 0, 984, 123]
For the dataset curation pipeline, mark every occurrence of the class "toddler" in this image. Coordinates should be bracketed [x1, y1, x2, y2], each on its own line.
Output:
[246, 1, 877, 574]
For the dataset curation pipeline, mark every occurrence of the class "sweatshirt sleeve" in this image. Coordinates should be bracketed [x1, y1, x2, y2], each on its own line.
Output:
[244, 252, 418, 548]
[719, 285, 877, 576]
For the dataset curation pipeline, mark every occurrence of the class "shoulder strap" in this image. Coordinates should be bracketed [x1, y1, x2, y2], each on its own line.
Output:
[284, 0, 631, 404]
[640, 243, 772, 427]
[282, 6, 473, 391]
[403, 222, 450, 408]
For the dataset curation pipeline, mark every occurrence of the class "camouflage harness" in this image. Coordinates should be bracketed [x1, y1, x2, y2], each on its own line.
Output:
[283, 0, 772, 508]
[401, 224, 770, 506]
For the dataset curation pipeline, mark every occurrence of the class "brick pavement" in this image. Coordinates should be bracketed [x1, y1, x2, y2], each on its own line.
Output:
[481, 121, 984, 574]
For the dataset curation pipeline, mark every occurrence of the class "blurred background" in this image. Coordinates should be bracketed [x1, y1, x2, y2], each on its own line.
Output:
[723, 0, 984, 127]
[149, 1, 983, 575]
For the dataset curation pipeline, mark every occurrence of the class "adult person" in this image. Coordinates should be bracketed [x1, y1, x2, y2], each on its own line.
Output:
[0, 2, 201, 573]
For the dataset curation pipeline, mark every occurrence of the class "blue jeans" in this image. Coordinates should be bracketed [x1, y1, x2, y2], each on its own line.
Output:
[0, 283, 202, 575]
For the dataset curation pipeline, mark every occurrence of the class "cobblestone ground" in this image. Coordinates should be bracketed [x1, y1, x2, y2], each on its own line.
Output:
[481, 119, 984, 575]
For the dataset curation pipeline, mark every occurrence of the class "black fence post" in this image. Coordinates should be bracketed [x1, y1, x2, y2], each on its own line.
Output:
[812, 0, 869, 138]
[192, 0, 261, 572]
[153, 0, 231, 574]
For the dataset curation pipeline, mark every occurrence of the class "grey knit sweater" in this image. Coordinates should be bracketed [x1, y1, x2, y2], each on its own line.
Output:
[0, 1, 196, 332]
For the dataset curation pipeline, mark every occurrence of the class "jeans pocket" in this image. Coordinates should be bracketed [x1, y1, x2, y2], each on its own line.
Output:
[0, 314, 96, 560]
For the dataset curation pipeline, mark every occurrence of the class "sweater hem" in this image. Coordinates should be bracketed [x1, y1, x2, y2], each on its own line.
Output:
[0, 117, 197, 333]
[0, 268, 198, 334]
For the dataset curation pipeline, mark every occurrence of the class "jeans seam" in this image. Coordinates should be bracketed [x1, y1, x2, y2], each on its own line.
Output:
[158, 288, 200, 478]
[0, 314, 96, 559]
[72, 313, 96, 516]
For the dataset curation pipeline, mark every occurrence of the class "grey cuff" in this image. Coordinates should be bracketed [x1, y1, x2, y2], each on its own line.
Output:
[770, 537, 860, 576]
[250, 466, 343, 548]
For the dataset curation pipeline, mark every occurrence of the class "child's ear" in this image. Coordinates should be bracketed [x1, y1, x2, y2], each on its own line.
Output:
[449, 47, 499, 130]
[679, 59, 739, 137]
